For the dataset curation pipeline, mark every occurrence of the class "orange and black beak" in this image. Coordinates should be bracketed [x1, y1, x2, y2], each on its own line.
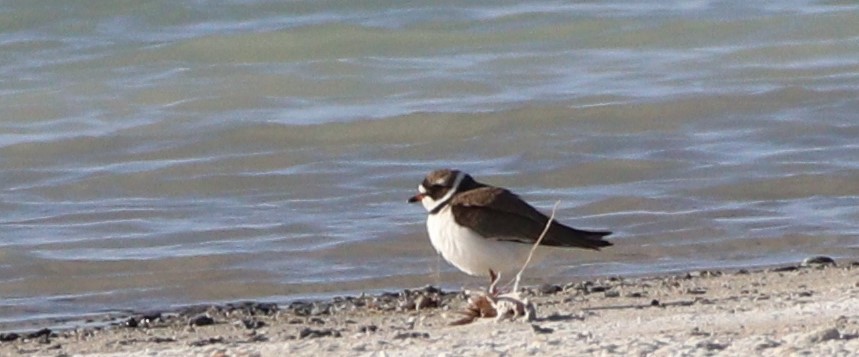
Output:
[408, 193, 425, 203]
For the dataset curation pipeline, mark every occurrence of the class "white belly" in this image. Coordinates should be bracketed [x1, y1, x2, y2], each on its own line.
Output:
[426, 206, 544, 277]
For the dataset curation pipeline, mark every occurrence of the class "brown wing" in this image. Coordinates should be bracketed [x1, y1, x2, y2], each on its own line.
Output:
[450, 187, 612, 250]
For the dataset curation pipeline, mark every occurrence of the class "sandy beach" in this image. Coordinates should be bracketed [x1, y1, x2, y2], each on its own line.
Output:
[1, 257, 857, 356]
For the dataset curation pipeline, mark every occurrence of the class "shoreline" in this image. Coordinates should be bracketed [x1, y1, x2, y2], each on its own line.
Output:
[2, 257, 858, 356]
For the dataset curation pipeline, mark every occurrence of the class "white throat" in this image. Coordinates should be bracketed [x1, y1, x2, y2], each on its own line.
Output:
[419, 171, 465, 213]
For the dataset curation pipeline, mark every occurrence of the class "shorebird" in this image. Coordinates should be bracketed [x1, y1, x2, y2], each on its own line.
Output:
[408, 169, 612, 291]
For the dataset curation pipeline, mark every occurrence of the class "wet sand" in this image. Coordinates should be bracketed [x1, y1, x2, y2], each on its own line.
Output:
[1, 258, 857, 356]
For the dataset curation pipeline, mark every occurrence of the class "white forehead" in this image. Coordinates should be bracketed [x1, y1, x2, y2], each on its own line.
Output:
[418, 184, 426, 193]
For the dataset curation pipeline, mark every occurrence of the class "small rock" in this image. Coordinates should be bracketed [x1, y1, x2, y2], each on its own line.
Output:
[188, 314, 215, 327]
[298, 328, 341, 339]
[415, 295, 438, 311]
[420, 285, 442, 295]
[189, 337, 224, 347]
[0, 333, 20, 342]
[27, 328, 51, 339]
[801, 256, 836, 268]
[604, 290, 620, 298]
[530, 324, 554, 334]
[650, 299, 660, 307]
[27, 328, 52, 344]
[124, 317, 139, 328]
[754, 338, 781, 350]
[805, 327, 840, 343]
[359, 325, 378, 333]
[770, 266, 798, 272]
[310, 303, 331, 316]
[696, 340, 727, 351]
[248, 334, 268, 343]
[37, 334, 51, 345]
[689, 327, 707, 336]
[537, 284, 562, 295]
[288, 301, 311, 316]
[248, 302, 278, 315]
[393, 332, 429, 339]
[140, 312, 162, 323]
[241, 319, 266, 329]
[398, 298, 416, 311]
[686, 288, 707, 295]
[587, 285, 607, 293]
[150, 337, 176, 343]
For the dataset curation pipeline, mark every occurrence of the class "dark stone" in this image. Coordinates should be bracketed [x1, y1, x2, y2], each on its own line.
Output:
[188, 314, 215, 327]
[587, 285, 607, 293]
[770, 266, 798, 272]
[650, 299, 660, 307]
[140, 312, 162, 322]
[27, 328, 52, 339]
[696, 341, 728, 351]
[687, 288, 707, 295]
[393, 332, 429, 339]
[530, 324, 554, 334]
[149, 337, 176, 343]
[227, 301, 278, 316]
[802, 256, 836, 268]
[398, 298, 416, 311]
[537, 284, 562, 295]
[0, 333, 20, 342]
[189, 337, 224, 347]
[310, 303, 331, 316]
[415, 295, 439, 310]
[248, 334, 268, 342]
[242, 318, 266, 329]
[289, 301, 312, 316]
[420, 285, 442, 295]
[124, 317, 139, 328]
[298, 328, 341, 339]
[359, 325, 378, 333]
[806, 328, 841, 343]
[542, 312, 584, 322]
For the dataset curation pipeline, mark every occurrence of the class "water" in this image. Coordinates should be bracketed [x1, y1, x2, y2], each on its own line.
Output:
[2, 0, 859, 330]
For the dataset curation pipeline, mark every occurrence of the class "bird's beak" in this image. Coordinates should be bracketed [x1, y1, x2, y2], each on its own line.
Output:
[408, 193, 425, 203]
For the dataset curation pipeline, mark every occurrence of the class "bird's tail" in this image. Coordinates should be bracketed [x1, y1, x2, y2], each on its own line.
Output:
[544, 223, 612, 250]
